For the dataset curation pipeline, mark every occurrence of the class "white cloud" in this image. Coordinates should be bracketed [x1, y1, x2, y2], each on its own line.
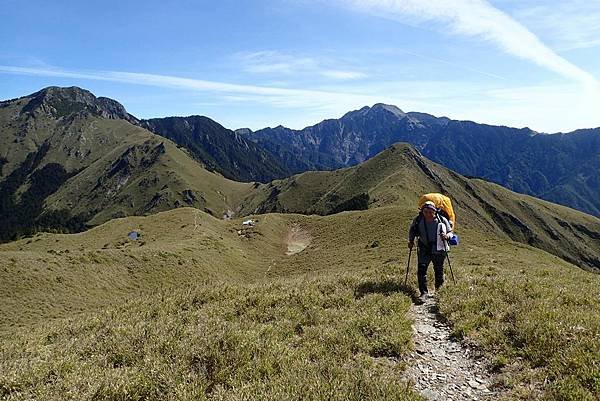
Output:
[320, 70, 368, 80]
[0, 64, 379, 114]
[236, 51, 318, 74]
[234, 50, 368, 80]
[337, 0, 598, 86]
[512, 1, 600, 51]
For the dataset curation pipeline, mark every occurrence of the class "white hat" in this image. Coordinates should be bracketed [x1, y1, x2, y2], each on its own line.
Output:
[421, 201, 437, 211]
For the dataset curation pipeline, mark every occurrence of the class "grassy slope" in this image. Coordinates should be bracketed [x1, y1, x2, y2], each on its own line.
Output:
[1, 275, 417, 401]
[240, 144, 600, 272]
[0, 93, 254, 236]
[438, 227, 600, 401]
[1, 206, 599, 400]
[0, 207, 421, 400]
[42, 117, 254, 224]
[0, 208, 285, 334]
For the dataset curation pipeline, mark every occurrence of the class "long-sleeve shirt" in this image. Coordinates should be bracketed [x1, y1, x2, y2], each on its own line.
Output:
[408, 215, 452, 246]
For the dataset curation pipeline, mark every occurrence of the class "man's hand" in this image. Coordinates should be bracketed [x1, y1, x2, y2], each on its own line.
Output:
[408, 241, 414, 250]
[440, 233, 452, 241]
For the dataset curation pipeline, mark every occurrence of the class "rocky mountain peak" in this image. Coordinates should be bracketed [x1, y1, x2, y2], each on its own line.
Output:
[343, 103, 407, 121]
[370, 103, 406, 118]
[235, 128, 253, 135]
[22, 86, 137, 123]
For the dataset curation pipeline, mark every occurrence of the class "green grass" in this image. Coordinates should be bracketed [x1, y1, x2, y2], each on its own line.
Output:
[1, 206, 599, 400]
[0, 209, 291, 335]
[436, 229, 600, 401]
[0, 271, 419, 401]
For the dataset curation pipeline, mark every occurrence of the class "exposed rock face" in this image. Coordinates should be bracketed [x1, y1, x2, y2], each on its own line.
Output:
[20, 86, 138, 123]
[140, 116, 290, 182]
[93, 141, 166, 197]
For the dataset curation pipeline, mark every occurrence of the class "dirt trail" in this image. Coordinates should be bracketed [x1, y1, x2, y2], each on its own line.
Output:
[404, 297, 501, 401]
[285, 225, 311, 255]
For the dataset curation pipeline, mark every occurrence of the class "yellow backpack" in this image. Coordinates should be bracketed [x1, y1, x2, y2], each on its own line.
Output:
[418, 193, 456, 228]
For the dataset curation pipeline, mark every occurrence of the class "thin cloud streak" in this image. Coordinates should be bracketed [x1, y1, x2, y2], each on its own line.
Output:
[0, 64, 380, 111]
[234, 50, 368, 80]
[0, 65, 362, 98]
[513, 1, 600, 51]
[338, 0, 598, 86]
[320, 70, 368, 80]
[398, 49, 506, 80]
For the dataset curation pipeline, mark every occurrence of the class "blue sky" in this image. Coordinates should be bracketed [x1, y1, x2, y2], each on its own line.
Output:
[1, 0, 599, 132]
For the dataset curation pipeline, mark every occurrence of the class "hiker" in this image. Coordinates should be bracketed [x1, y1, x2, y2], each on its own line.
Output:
[408, 201, 453, 300]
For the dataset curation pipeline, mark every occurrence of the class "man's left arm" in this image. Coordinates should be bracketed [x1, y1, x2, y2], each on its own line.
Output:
[440, 217, 453, 240]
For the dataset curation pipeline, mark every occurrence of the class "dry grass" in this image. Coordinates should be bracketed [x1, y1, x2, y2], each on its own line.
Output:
[1, 206, 599, 400]
[436, 227, 600, 400]
[0, 269, 419, 401]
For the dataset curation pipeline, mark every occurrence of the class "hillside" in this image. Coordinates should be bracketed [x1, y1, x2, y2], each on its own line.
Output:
[1, 87, 597, 271]
[239, 143, 600, 272]
[1, 206, 599, 400]
[0, 87, 253, 241]
[246, 104, 600, 215]
[140, 116, 290, 182]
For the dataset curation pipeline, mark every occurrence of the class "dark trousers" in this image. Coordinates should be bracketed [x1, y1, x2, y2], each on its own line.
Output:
[417, 245, 445, 295]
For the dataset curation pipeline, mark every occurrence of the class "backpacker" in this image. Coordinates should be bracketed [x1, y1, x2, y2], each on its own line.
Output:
[414, 193, 459, 247]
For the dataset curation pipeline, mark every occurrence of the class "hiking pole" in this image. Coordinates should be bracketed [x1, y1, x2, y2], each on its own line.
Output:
[404, 247, 412, 286]
[446, 252, 457, 285]
[436, 217, 457, 285]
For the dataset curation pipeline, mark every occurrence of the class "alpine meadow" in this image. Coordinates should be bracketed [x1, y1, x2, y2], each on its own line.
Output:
[1, 1, 600, 401]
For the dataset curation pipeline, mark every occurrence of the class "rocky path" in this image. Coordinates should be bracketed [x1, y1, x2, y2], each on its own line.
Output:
[404, 296, 500, 401]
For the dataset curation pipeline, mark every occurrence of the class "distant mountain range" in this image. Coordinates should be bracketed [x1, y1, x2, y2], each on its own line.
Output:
[0, 86, 599, 271]
[241, 103, 600, 216]
[137, 101, 600, 216]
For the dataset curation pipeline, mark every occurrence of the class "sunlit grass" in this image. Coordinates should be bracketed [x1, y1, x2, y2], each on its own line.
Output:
[438, 233, 600, 401]
[0, 271, 419, 401]
[1, 207, 598, 400]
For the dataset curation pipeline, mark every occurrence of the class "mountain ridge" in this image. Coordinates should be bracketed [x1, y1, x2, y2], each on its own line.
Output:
[246, 103, 599, 215]
[139, 115, 290, 182]
[0, 87, 253, 241]
[1, 87, 598, 271]
[240, 142, 600, 271]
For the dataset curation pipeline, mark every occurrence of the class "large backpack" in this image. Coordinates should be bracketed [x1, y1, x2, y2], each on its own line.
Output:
[418, 193, 456, 228]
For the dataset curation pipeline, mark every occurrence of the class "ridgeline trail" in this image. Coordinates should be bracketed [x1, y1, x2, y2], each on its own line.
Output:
[404, 297, 501, 401]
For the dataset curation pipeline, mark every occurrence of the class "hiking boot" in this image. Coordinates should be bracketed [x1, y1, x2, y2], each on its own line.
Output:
[418, 292, 429, 303]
